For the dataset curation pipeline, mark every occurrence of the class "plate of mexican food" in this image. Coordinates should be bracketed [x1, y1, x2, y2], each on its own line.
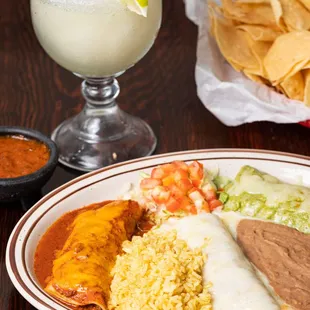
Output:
[6, 149, 310, 310]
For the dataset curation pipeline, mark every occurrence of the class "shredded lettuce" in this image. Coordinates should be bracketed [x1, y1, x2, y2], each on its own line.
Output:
[162, 209, 187, 218]
[153, 209, 187, 225]
[205, 165, 219, 180]
[213, 175, 232, 190]
[139, 172, 150, 179]
[219, 192, 229, 204]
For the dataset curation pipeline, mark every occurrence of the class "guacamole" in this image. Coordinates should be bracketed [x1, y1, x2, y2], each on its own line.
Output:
[222, 166, 310, 233]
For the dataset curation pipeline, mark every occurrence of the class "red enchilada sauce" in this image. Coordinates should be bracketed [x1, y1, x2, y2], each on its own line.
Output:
[0, 135, 49, 178]
[34, 202, 108, 287]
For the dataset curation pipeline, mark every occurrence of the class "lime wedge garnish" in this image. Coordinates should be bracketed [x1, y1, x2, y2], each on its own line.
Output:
[124, 0, 148, 17]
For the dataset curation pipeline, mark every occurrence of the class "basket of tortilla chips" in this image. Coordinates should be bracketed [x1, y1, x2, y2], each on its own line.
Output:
[184, 0, 310, 126]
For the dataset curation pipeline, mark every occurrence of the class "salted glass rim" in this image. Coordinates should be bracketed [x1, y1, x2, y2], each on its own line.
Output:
[34, 0, 127, 5]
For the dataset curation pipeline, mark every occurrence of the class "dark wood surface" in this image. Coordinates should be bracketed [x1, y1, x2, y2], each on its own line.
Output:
[1, 0, 310, 309]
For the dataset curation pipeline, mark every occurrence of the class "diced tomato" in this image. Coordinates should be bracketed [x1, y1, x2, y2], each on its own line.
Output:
[188, 188, 203, 198]
[161, 163, 177, 173]
[191, 179, 200, 187]
[179, 196, 192, 207]
[151, 186, 170, 204]
[209, 199, 223, 211]
[174, 169, 189, 182]
[176, 179, 193, 194]
[196, 187, 206, 196]
[188, 189, 210, 212]
[202, 183, 214, 193]
[140, 178, 162, 190]
[173, 160, 189, 171]
[189, 161, 204, 175]
[166, 197, 180, 212]
[169, 184, 185, 200]
[162, 175, 175, 187]
[190, 205, 198, 214]
[151, 167, 166, 179]
[201, 200, 210, 212]
[188, 161, 204, 185]
[203, 189, 217, 201]
[141, 160, 211, 215]
[190, 178, 203, 188]
[179, 197, 197, 214]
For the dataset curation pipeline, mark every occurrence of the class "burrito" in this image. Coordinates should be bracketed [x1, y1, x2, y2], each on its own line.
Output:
[45, 200, 142, 309]
[159, 213, 280, 310]
[221, 165, 310, 233]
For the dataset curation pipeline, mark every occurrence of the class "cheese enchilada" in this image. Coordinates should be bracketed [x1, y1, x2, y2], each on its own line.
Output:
[41, 200, 142, 309]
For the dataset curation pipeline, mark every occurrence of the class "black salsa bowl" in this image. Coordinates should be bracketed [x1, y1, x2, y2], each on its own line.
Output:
[0, 127, 58, 202]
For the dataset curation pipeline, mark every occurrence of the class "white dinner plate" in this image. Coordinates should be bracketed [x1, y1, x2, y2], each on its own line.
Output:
[6, 149, 310, 310]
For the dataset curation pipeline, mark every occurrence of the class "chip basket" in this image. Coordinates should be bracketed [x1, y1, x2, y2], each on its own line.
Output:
[183, 0, 310, 126]
[300, 121, 310, 128]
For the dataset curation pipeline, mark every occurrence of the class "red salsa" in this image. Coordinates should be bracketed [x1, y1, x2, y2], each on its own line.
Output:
[0, 135, 50, 178]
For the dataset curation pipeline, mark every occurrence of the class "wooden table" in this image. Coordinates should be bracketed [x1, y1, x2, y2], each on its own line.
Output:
[1, 0, 310, 309]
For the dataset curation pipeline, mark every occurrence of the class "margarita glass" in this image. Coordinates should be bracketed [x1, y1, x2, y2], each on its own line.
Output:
[31, 0, 162, 171]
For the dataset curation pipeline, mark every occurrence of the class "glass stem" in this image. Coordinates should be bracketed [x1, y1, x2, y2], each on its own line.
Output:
[73, 75, 127, 142]
[51, 74, 157, 170]
[81, 76, 120, 108]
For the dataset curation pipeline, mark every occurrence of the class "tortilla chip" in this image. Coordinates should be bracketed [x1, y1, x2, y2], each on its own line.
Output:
[208, 1, 225, 37]
[251, 41, 273, 77]
[230, 60, 244, 72]
[280, 72, 305, 101]
[236, 0, 270, 3]
[236, 24, 282, 42]
[278, 0, 310, 31]
[222, 0, 279, 28]
[264, 31, 310, 83]
[299, 0, 310, 11]
[275, 59, 310, 86]
[300, 60, 310, 70]
[270, 0, 287, 31]
[212, 15, 260, 73]
[275, 84, 285, 94]
[243, 34, 272, 76]
[209, 4, 216, 37]
[243, 71, 268, 84]
[303, 69, 310, 106]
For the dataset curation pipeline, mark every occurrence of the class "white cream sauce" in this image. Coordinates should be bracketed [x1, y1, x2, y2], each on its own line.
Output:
[216, 211, 293, 310]
[159, 213, 280, 310]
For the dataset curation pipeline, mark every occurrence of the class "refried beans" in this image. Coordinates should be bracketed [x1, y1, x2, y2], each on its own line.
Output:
[237, 219, 310, 310]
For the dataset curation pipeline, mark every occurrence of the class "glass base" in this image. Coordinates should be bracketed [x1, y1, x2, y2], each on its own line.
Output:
[51, 105, 157, 172]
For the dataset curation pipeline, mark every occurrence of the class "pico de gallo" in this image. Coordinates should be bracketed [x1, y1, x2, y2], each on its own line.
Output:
[139, 160, 223, 215]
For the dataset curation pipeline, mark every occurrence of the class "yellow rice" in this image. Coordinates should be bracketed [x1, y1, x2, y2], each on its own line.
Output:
[109, 229, 212, 310]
